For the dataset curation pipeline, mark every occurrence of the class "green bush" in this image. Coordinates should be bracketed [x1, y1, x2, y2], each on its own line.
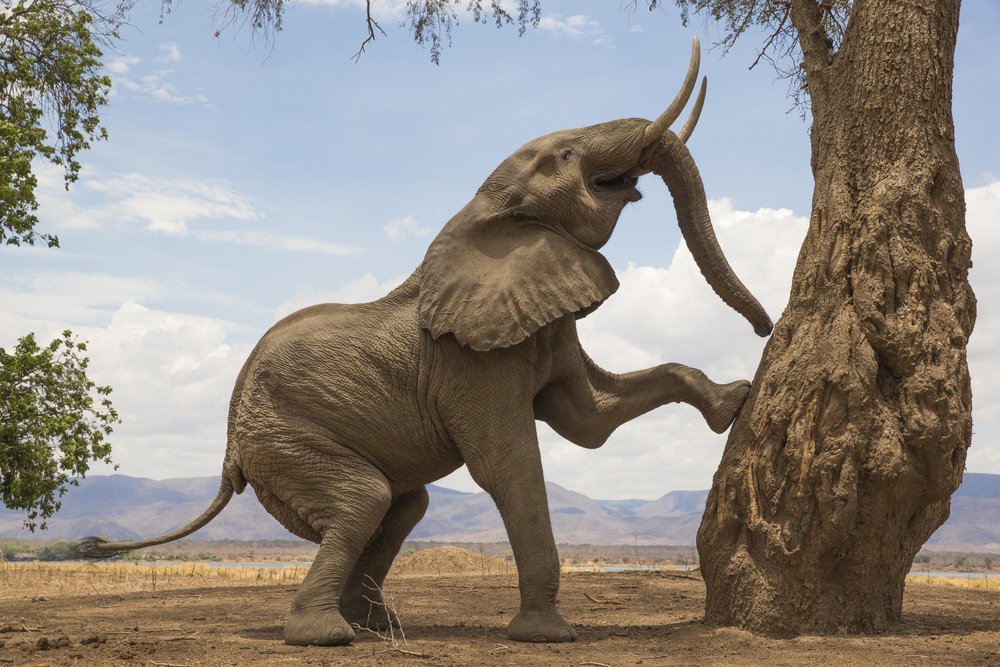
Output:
[35, 540, 77, 561]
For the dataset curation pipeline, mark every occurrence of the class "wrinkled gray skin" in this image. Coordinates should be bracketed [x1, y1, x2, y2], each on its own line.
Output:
[78, 79, 772, 647]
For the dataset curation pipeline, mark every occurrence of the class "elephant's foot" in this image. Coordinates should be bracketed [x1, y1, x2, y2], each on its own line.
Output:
[507, 609, 578, 643]
[340, 596, 399, 632]
[704, 380, 751, 434]
[284, 609, 356, 646]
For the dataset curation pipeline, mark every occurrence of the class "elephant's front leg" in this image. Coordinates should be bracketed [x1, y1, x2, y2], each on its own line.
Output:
[535, 354, 751, 448]
[458, 417, 577, 643]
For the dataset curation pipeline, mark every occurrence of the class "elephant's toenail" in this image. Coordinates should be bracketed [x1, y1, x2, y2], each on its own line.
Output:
[532, 633, 547, 642]
[558, 629, 572, 641]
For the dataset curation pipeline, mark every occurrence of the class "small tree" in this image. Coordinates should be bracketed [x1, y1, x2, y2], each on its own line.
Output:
[0, 330, 119, 531]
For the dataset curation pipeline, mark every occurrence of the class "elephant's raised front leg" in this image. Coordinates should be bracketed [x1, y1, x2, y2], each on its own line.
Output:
[535, 348, 751, 447]
[339, 486, 429, 631]
[456, 411, 577, 643]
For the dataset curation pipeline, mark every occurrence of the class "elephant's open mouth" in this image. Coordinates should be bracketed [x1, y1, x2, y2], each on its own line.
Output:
[591, 171, 640, 194]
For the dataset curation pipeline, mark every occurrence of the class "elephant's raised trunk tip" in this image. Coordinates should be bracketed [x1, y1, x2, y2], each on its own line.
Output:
[755, 318, 774, 338]
[73, 536, 115, 560]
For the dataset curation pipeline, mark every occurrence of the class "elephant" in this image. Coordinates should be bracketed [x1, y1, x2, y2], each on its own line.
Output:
[76, 38, 772, 647]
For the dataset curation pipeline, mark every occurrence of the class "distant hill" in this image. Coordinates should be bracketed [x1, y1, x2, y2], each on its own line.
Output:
[1, 472, 996, 549]
[923, 473, 1000, 551]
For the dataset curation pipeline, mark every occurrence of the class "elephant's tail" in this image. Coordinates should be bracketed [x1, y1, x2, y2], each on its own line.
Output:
[72, 476, 236, 560]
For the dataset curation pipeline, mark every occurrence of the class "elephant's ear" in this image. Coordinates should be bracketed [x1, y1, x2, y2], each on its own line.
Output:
[419, 200, 619, 351]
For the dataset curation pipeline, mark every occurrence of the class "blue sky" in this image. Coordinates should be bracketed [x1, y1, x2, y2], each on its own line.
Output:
[2, 0, 998, 500]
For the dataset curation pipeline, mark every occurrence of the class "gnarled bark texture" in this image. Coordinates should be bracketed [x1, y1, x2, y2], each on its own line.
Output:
[697, 0, 975, 636]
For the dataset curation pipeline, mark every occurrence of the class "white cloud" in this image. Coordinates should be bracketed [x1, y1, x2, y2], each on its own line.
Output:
[0, 283, 257, 479]
[35, 167, 356, 254]
[965, 179, 1000, 474]
[195, 230, 361, 255]
[579, 200, 806, 378]
[0, 271, 170, 348]
[37, 167, 260, 236]
[539, 14, 610, 45]
[83, 303, 255, 478]
[116, 70, 209, 105]
[273, 272, 409, 321]
[156, 43, 183, 62]
[384, 214, 432, 241]
[106, 49, 207, 105]
[106, 55, 141, 74]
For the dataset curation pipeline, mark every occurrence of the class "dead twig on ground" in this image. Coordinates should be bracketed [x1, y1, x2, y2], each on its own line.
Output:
[584, 592, 622, 605]
[350, 576, 431, 659]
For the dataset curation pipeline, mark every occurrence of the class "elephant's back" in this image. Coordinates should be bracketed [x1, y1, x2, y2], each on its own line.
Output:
[229, 270, 424, 442]
[265, 269, 421, 340]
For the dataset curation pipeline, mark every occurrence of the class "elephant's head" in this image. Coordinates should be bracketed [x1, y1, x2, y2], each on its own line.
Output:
[419, 38, 773, 352]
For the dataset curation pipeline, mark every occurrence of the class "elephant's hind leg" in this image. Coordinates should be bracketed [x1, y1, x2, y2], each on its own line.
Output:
[339, 486, 429, 631]
[281, 447, 393, 647]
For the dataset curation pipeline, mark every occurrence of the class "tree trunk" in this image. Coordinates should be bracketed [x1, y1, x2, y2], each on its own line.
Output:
[697, 0, 975, 636]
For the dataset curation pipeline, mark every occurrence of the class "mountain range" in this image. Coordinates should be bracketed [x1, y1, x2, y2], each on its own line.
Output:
[1, 473, 997, 550]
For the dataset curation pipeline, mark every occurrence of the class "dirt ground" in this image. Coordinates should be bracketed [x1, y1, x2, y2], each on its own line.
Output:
[2, 558, 999, 667]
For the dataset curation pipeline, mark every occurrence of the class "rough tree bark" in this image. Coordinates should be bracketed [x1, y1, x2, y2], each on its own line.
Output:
[696, 0, 975, 636]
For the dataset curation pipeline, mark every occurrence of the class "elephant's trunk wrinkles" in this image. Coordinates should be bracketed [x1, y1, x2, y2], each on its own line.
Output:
[651, 133, 774, 337]
[73, 477, 236, 560]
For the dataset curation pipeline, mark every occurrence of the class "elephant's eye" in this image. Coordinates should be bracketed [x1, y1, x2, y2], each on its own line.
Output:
[562, 149, 573, 162]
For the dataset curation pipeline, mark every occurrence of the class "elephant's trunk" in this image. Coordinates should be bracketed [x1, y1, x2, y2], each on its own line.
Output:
[646, 132, 773, 337]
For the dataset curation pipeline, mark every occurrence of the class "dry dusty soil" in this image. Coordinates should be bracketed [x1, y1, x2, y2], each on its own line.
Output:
[2, 551, 999, 667]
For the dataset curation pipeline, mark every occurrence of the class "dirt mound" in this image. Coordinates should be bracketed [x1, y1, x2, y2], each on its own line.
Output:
[390, 546, 514, 576]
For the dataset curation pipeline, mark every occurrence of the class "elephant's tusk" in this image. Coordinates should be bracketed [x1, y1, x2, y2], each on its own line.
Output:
[677, 76, 707, 144]
[642, 36, 701, 148]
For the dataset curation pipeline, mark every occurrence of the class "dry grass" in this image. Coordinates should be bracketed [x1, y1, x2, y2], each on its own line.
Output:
[561, 565, 603, 573]
[0, 560, 309, 601]
[908, 574, 1000, 591]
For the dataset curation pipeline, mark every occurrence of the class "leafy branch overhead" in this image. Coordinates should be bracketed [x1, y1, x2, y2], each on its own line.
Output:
[0, 331, 119, 531]
[215, 0, 543, 65]
[672, 0, 851, 110]
[0, 0, 130, 248]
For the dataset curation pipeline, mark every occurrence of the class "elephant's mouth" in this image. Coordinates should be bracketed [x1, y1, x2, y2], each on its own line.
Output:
[591, 171, 640, 197]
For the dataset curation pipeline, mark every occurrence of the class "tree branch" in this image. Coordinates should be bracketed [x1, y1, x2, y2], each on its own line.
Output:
[749, 4, 791, 71]
[353, 0, 386, 63]
[788, 0, 834, 72]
